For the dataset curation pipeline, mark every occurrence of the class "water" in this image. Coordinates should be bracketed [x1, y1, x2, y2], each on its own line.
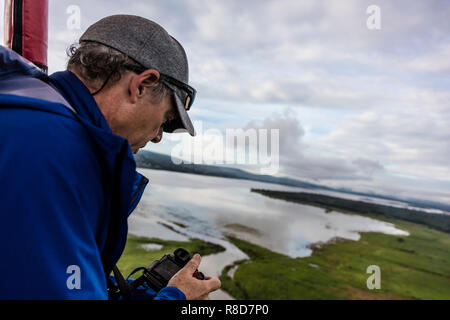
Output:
[128, 168, 410, 299]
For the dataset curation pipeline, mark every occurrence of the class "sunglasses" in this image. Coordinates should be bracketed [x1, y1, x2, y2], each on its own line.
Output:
[159, 74, 196, 111]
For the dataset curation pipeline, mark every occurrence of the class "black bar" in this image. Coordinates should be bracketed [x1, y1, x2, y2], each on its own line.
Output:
[11, 0, 23, 55]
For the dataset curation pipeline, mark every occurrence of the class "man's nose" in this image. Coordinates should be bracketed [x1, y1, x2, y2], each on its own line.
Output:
[151, 127, 164, 143]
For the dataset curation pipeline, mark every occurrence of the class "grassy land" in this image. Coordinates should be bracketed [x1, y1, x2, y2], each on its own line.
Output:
[219, 216, 450, 299]
[116, 235, 225, 279]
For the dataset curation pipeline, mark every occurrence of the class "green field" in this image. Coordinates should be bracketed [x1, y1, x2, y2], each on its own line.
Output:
[219, 216, 450, 299]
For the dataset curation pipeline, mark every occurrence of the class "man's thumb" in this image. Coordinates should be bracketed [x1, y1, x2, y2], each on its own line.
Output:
[184, 253, 201, 274]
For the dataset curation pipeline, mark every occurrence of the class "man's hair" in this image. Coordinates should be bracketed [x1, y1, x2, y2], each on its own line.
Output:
[67, 41, 170, 102]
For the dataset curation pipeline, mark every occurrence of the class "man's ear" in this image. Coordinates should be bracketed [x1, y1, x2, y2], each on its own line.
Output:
[129, 69, 160, 103]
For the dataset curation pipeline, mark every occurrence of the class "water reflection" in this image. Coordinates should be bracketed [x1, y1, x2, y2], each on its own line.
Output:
[128, 168, 412, 299]
[130, 168, 408, 258]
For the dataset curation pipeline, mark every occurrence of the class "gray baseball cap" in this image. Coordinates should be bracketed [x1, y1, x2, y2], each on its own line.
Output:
[80, 14, 195, 136]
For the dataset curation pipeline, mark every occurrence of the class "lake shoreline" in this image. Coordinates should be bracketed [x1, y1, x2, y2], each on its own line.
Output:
[217, 216, 450, 299]
[216, 190, 449, 299]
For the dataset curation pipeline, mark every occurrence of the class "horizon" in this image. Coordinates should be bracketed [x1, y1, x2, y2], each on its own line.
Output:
[136, 149, 450, 210]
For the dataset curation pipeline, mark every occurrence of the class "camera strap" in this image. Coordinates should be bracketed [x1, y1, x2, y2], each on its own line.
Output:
[111, 266, 132, 300]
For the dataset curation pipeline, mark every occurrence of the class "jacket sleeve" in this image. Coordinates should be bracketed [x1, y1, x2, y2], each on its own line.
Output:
[108, 276, 186, 300]
[0, 109, 109, 299]
[154, 287, 186, 300]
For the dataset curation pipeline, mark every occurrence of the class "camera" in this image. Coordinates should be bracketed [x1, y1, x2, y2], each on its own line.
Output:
[128, 248, 204, 293]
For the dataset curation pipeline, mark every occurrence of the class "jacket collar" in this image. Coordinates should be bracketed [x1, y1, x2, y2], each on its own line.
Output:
[48, 70, 112, 132]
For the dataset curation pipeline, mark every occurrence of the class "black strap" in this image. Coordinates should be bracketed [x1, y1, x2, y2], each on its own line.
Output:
[92, 67, 118, 96]
[12, 0, 23, 56]
[112, 266, 131, 300]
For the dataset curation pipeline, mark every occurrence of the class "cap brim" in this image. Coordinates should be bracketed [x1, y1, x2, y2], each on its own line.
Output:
[163, 94, 195, 136]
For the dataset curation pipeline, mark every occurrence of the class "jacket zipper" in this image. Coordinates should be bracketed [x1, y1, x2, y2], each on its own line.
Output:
[130, 175, 149, 211]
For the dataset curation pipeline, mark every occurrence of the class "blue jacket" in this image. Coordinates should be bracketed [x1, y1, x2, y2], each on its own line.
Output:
[0, 46, 185, 300]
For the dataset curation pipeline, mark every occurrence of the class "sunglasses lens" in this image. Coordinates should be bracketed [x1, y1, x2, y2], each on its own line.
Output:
[185, 96, 191, 110]
[188, 92, 196, 109]
[175, 86, 194, 110]
[162, 75, 196, 110]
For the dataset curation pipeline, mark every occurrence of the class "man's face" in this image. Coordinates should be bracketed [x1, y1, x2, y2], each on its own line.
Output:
[95, 69, 178, 154]
[127, 91, 177, 153]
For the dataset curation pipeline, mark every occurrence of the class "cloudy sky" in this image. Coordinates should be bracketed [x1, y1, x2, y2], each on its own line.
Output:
[1, 0, 449, 204]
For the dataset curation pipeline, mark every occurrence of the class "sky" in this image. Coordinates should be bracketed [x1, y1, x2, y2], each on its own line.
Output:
[1, 0, 449, 204]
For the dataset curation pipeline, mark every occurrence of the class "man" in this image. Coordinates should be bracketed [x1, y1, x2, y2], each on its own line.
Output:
[0, 15, 220, 299]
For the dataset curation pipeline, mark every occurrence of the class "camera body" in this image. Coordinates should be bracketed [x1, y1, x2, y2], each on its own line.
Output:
[139, 248, 204, 292]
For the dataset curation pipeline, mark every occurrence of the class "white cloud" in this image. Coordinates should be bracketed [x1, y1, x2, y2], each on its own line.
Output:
[10, 0, 448, 204]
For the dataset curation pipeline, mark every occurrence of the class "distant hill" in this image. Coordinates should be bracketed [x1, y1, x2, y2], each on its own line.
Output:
[134, 150, 450, 214]
[135, 150, 328, 189]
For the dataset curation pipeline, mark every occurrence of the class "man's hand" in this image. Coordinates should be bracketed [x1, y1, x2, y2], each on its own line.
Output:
[167, 253, 221, 300]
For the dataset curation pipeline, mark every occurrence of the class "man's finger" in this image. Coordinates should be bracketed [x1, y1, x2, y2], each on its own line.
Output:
[205, 277, 221, 292]
[183, 253, 201, 274]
